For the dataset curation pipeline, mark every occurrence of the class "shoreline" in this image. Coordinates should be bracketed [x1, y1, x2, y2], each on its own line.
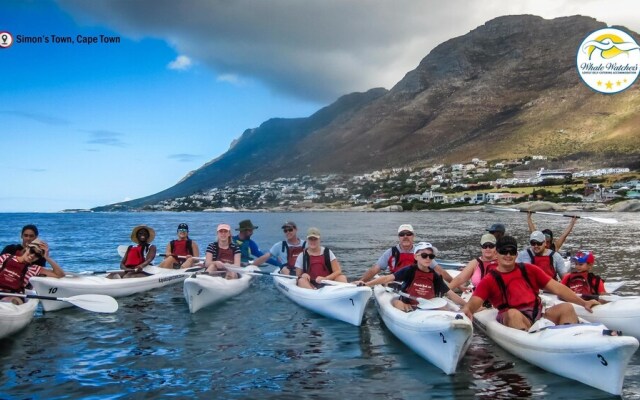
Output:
[68, 199, 640, 213]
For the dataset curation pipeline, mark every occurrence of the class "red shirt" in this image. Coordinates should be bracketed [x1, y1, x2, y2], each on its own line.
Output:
[474, 263, 552, 311]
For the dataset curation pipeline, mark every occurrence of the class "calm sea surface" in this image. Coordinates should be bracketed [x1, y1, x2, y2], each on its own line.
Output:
[1, 211, 639, 399]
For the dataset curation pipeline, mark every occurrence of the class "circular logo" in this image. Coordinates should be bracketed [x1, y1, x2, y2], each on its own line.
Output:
[0, 31, 14, 49]
[576, 28, 640, 94]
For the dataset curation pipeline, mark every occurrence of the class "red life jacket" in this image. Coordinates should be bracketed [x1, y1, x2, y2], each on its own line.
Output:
[124, 245, 149, 267]
[302, 248, 333, 281]
[0, 256, 30, 293]
[477, 257, 499, 279]
[526, 249, 557, 279]
[216, 246, 235, 264]
[281, 240, 306, 268]
[405, 268, 437, 304]
[565, 272, 602, 295]
[170, 239, 193, 256]
[489, 263, 541, 321]
[389, 247, 415, 273]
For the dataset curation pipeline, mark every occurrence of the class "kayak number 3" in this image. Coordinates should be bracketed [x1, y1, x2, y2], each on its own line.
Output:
[597, 354, 608, 366]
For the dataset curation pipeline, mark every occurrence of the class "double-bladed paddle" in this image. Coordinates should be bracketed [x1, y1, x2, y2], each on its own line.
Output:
[485, 206, 618, 224]
[0, 292, 118, 313]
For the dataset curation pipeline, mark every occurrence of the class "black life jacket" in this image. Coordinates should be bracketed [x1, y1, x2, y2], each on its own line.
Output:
[399, 264, 446, 297]
[302, 247, 333, 274]
[489, 263, 541, 323]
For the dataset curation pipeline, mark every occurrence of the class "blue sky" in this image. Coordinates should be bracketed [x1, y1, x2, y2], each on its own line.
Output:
[1, 0, 638, 212]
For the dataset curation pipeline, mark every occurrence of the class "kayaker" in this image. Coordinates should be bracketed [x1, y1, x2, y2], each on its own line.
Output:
[205, 223, 241, 279]
[158, 223, 200, 269]
[486, 223, 506, 241]
[1, 224, 47, 267]
[357, 224, 454, 283]
[447, 233, 499, 292]
[516, 231, 568, 280]
[0, 239, 65, 304]
[527, 212, 577, 252]
[250, 221, 306, 275]
[295, 227, 348, 289]
[232, 219, 278, 266]
[560, 251, 606, 297]
[356, 242, 466, 311]
[461, 235, 600, 331]
[109, 225, 157, 279]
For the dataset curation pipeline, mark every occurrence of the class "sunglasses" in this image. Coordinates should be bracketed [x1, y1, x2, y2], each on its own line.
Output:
[28, 247, 43, 257]
[530, 241, 544, 246]
[498, 248, 518, 256]
[177, 229, 188, 233]
[481, 243, 495, 249]
[419, 253, 435, 259]
[283, 228, 294, 233]
[398, 232, 414, 237]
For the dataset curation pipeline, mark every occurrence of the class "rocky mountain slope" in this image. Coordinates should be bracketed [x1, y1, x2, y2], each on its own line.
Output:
[96, 15, 640, 210]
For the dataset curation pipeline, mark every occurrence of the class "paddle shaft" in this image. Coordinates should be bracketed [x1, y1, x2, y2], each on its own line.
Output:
[0, 292, 119, 313]
[160, 253, 205, 261]
[487, 206, 617, 224]
[1, 292, 66, 302]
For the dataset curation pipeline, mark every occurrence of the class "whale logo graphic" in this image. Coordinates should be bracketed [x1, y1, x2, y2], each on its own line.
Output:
[577, 28, 640, 94]
[582, 35, 640, 60]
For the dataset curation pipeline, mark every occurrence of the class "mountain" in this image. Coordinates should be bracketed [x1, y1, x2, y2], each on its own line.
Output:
[95, 15, 640, 211]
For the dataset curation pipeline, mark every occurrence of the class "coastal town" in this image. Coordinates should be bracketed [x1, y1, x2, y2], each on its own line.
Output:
[132, 156, 640, 212]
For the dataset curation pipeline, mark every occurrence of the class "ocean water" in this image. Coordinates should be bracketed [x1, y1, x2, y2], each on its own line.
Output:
[0, 211, 639, 399]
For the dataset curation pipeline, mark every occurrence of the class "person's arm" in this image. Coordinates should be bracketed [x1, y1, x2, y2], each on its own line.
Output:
[461, 295, 484, 320]
[232, 252, 241, 267]
[546, 279, 599, 312]
[135, 245, 156, 272]
[191, 241, 200, 258]
[553, 253, 569, 279]
[39, 242, 65, 277]
[434, 264, 453, 282]
[360, 274, 396, 287]
[251, 252, 273, 266]
[527, 211, 537, 233]
[447, 260, 477, 290]
[205, 247, 214, 269]
[358, 264, 382, 282]
[445, 290, 466, 307]
[319, 258, 343, 282]
[555, 216, 577, 252]
[164, 243, 172, 258]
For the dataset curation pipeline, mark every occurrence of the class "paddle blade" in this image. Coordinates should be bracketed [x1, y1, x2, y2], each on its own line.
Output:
[63, 294, 119, 313]
[585, 216, 618, 224]
[416, 297, 448, 309]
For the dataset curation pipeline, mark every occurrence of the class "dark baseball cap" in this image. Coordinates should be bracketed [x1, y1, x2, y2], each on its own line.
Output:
[486, 223, 506, 233]
[177, 223, 189, 231]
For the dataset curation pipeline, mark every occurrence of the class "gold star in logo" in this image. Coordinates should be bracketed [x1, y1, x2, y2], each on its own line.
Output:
[597, 80, 602, 86]
[617, 81, 622, 86]
[624, 79, 628, 83]
[606, 81, 613, 89]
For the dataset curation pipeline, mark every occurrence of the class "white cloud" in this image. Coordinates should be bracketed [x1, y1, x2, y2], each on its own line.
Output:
[59, 0, 640, 102]
[167, 55, 192, 70]
[217, 73, 242, 85]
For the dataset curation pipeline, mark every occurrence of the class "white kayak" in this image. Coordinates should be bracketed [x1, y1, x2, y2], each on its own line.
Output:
[184, 271, 254, 313]
[30, 266, 200, 312]
[473, 308, 638, 395]
[0, 294, 39, 339]
[273, 276, 372, 326]
[541, 293, 640, 340]
[373, 285, 473, 374]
